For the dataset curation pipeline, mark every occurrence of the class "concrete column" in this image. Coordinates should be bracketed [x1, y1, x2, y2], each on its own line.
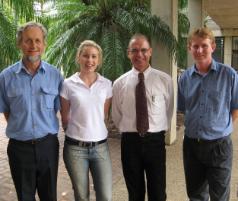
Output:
[151, 0, 178, 145]
[187, 0, 204, 66]
[224, 36, 232, 66]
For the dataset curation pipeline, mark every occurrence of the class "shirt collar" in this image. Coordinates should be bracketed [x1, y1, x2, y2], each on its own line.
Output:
[71, 72, 103, 83]
[189, 59, 217, 77]
[15, 60, 46, 74]
[132, 66, 152, 78]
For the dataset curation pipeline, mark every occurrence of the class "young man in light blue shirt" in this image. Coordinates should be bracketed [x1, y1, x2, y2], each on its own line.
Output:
[0, 22, 63, 201]
[178, 27, 238, 201]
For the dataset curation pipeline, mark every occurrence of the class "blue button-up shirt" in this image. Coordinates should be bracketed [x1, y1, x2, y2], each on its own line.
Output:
[178, 60, 238, 140]
[0, 60, 63, 140]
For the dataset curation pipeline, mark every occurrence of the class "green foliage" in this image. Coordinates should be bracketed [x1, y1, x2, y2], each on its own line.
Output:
[0, 7, 19, 71]
[0, 0, 189, 76]
[1, 0, 35, 20]
[0, 0, 51, 71]
[177, 0, 190, 69]
[45, 0, 177, 80]
[178, 0, 188, 10]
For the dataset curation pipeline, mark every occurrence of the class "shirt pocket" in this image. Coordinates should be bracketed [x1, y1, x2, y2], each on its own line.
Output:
[206, 90, 226, 125]
[41, 87, 58, 109]
[150, 94, 165, 115]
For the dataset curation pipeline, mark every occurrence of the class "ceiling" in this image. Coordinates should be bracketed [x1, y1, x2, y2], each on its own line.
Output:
[203, 0, 238, 29]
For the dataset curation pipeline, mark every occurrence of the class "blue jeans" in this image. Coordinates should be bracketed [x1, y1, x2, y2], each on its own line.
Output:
[63, 140, 112, 201]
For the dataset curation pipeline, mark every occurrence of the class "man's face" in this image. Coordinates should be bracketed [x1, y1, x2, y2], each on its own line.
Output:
[127, 38, 152, 72]
[18, 26, 46, 63]
[189, 36, 216, 64]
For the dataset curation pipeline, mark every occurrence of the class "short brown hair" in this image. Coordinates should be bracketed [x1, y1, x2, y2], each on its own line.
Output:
[187, 27, 215, 46]
[128, 33, 151, 49]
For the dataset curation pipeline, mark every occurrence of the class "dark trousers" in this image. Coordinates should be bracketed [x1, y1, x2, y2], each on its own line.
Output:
[121, 132, 166, 201]
[7, 134, 59, 201]
[183, 135, 232, 201]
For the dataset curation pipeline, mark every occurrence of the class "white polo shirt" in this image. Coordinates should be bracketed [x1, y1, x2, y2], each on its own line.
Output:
[112, 66, 174, 133]
[60, 72, 112, 141]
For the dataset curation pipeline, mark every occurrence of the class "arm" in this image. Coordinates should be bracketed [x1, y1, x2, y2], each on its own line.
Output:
[104, 97, 112, 124]
[232, 109, 238, 133]
[60, 96, 70, 131]
[3, 112, 9, 121]
[177, 76, 185, 113]
[111, 83, 122, 129]
[0, 72, 10, 116]
[232, 109, 238, 123]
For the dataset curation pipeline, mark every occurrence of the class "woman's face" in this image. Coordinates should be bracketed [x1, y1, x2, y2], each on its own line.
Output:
[78, 46, 100, 73]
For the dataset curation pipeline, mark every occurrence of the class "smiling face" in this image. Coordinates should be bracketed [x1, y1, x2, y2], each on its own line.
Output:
[127, 37, 152, 72]
[77, 46, 100, 73]
[189, 36, 216, 66]
[18, 26, 46, 64]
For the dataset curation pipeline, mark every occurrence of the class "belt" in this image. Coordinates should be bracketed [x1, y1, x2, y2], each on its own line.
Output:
[184, 135, 230, 143]
[123, 131, 165, 137]
[10, 134, 51, 145]
[65, 136, 107, 147]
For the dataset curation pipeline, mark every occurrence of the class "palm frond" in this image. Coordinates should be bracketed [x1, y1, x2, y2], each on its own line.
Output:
[43, 0, 178, 79]
[0, 8, 19, 71]
[100, 30, 128, 81]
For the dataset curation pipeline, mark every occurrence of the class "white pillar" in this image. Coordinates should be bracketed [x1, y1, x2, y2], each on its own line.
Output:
[224, 36, 232, 66]
[187, 0, 204, 66]
[151, 0, 178, 145]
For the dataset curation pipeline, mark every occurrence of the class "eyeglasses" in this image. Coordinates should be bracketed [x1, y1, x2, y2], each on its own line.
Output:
[128, 48, 150, 54]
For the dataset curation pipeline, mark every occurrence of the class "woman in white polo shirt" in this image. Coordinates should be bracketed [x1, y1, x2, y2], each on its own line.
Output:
[60, 40, 112, 201]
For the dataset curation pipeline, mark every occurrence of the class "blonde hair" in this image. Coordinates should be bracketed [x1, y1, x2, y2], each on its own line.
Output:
[188, 27, 215, 47]
[76, 40, 103, 70]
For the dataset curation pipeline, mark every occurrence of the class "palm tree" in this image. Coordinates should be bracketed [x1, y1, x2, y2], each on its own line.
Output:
[45, 0, 177, 80]
[0, 5, 18, 71]
[0, 0, 51, 71]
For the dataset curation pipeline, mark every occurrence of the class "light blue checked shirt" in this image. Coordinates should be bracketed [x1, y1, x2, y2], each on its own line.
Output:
[0, 60, 63, 140]
[178, 60, 238, 140]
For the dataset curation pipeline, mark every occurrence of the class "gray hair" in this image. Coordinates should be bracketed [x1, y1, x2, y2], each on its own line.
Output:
[16, 21, 47, 45]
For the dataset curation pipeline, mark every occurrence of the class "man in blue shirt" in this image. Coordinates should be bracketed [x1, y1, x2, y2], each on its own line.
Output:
[0, 22, 63, 201]
[178, 27, 238, 201]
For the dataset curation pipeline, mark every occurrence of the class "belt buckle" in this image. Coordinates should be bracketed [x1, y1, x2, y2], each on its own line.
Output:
[82, 142, 93, 147]
[139, 132, 146, 137]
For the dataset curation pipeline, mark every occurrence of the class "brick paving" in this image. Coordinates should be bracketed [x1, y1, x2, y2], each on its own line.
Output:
[1, 113, 238, 200]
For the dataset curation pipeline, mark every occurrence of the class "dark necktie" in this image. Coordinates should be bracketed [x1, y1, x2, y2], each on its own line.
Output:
[136, 72, 149, 135]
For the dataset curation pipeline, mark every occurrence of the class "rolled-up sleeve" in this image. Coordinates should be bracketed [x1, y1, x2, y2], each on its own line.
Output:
[0, 72, 9, 113]
[231, 72, 238, 111]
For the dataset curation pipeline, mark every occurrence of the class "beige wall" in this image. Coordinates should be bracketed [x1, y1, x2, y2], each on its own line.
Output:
[151, 0, 178, 145]
[187, 0, 204, 67]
